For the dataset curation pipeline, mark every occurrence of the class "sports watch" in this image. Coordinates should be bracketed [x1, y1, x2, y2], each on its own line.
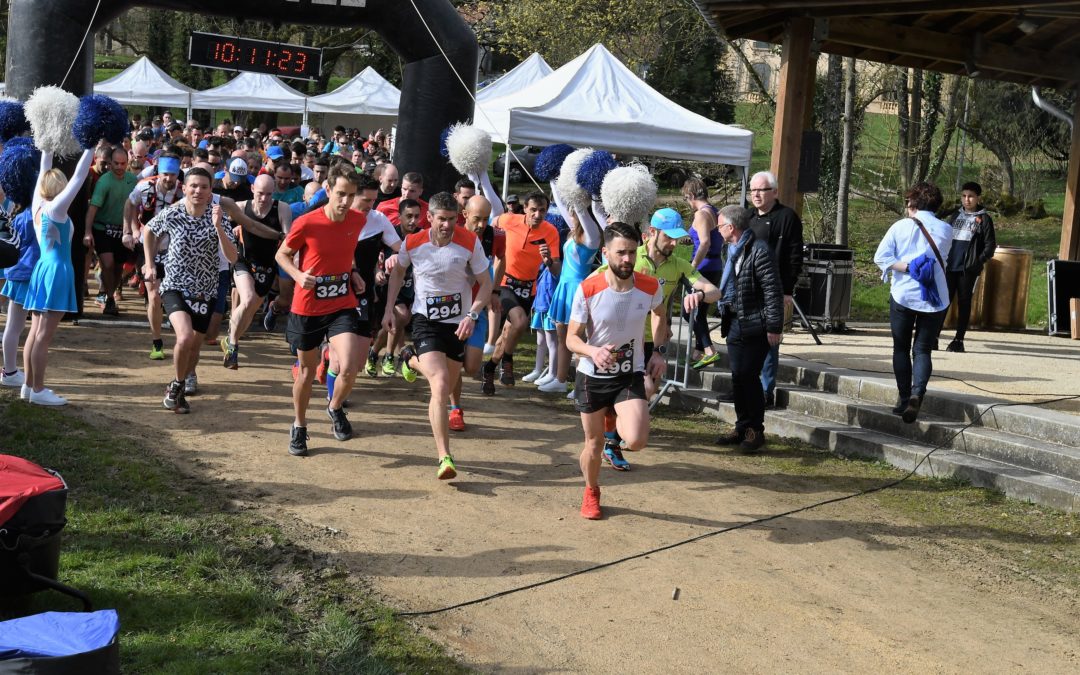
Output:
[466, 311, 480, 321]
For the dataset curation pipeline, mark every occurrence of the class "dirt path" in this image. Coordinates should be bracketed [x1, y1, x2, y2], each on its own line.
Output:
[28, 314, 1080, 673]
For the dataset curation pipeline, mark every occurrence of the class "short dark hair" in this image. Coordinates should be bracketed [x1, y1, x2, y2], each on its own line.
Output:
[356, 173, 379, 192]
[961, 181, 982, 196]
[399, 198, 421, 212]
[273, 164, 292, 177]
[604, 221, 641, 246]
[402, 171, 424, 185]
[184, 167, 212, 184]
[314, 154, 330, 169]
[523, 191, 549, 209]
[193, 147, 209, 161]
[454, 178, 476, 193]
[682, 177, 708, 201]
[327, 163, 361, 189]
[428, 191, 459, 213]
[905, 181, 944, 212]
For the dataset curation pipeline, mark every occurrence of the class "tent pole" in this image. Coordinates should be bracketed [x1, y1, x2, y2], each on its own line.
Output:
[186, 93, 192, 123]
[740, 165, 748, 206]
[501, 141, 512, 202]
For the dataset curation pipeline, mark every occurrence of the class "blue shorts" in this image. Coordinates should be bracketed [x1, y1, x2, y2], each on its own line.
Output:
[214, 269, 231, 314]
[465, 309, 488, 349]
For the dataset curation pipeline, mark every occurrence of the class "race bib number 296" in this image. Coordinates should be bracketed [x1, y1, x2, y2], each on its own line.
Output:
[595, 341, 634, 375]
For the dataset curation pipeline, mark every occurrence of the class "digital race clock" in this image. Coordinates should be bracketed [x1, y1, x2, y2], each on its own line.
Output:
[188, 32, 323, 81]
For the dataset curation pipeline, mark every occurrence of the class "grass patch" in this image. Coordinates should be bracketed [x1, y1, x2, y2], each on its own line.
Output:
[0, 392, 464, 674]
[647, 407, 1080, 592]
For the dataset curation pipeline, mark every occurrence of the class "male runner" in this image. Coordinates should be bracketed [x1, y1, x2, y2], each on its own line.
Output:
[482, 191, 561, 393]
[275, 163, 367, 456]
[376, 171, 428, 226]
[125, 153, 183, 360]
[221, 174, 292, 368]
[566, 222, 667, 519]
[382, 192, 492, 479]
[142, 168, 238, 414]
[85, 146, 137, 316]
[369, 198, 422, 377]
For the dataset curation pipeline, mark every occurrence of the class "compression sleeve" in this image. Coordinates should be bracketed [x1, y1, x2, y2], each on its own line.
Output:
[469, 171, 504, 220]
[46, 149, 94, 223]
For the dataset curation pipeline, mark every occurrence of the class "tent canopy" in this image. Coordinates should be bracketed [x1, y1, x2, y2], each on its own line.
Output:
[192, 72, 307, 114]
[93, 56, 194, 110]
[307, 67, 400, 116]
[474, 44, 753, 167]
[476, 53, 553, 103]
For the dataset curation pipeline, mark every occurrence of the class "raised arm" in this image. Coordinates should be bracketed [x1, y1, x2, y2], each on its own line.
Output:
[32, 151, 55, 215]
[469, 170, 504, 219]
[46, 149, 94, 222]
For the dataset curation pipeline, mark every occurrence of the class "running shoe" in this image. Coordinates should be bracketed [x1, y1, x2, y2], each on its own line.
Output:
[580, 486, 601, 520]
[740, 428, 765, 453]
[946, 339, 965, 353]
[538, 378, 567, 393]
[500, 359, 515, 387]
[437, 454, 457, 480]
[262, 306, 280, 332]
[399, 345, 418, 383]
[0, 369, 25, 387]
[381, 353, 396, 376]
[29, 388, 67, 406]
[149, 345, 165, 360]
[20, 384, 31, 400]
[327, 405, 353, 441]
[289, 424, 309, 456]
[174, 390, 190, 414]
[691, 352, 722, 370]
[316, 346, 330, 385]
[481, 361, 496, 396]
[365, 349, 378, 377]
[184, 373, 198, 396]
[224, 348, 238, 370]
[94, 292, 107, 309]
[449, 408, 465, 432]
[522, 367, 547, 383]
[103, 298, 120, 317]
[163, 379, 183, 411]
[603, 443, 631, 471]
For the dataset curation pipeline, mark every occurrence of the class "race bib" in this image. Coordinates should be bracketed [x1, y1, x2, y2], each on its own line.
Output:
[426, 293, 462, 321]
[251, 264, 273, 286]
[356, 297, 369, 322]
[504, 275, 532, 299]
[183, 293, 210, 318]
[104, 223, 123, 238]
[314, 272, 350, 301]
[595, 341, 634, 376]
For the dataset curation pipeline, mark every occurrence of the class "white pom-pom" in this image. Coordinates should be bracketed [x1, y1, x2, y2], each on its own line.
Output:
[25, 86, 81, 157]
[555, 148, 593, 211]
[445, 123, 492, 176]
[601, 164, 658, 226]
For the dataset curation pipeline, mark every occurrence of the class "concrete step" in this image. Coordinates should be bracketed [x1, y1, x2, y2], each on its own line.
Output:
[664, 387, 1080, 513]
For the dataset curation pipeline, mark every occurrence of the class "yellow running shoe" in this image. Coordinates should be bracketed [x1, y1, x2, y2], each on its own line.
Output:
[437, 455, 457, 480]
[149, 345, 165, 360]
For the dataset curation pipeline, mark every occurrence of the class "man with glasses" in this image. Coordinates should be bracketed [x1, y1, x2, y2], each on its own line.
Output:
[746, 170, 803, 408]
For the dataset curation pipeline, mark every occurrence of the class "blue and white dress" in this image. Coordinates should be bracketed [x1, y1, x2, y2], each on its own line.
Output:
[1, 210, 41, 307]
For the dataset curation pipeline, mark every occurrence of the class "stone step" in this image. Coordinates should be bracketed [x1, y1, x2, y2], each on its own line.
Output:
[663, 388, 1080, 513]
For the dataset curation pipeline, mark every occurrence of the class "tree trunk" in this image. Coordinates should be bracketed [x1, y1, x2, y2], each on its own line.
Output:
[897, 68, 912, 188]
[817, 54, 844, 241]
[959, 120, 1016, 195]
[836, 57, 857, 246]
[926, 75, 962, 184]
[908, 70, 923, 186]
[912, 71, 941, 183]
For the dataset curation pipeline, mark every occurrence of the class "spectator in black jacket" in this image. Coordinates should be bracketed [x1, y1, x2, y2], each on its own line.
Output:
[747, 170, 803, 407]
[715, 205, 784, 453]
[944, 181, 997, 353]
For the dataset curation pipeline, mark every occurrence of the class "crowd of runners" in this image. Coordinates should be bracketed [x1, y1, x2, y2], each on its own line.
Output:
[1, 113, 793, 520]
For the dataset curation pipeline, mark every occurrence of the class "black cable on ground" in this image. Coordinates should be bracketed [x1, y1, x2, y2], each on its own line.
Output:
[374, 394, 1078, 620]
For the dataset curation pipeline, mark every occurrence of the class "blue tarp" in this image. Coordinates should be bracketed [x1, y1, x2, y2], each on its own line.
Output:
[0, 611, 119, 658]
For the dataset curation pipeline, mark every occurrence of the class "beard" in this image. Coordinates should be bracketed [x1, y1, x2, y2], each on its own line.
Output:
[611, 263, 634, 280]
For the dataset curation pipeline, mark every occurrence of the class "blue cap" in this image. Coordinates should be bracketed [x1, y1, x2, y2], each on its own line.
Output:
[650, 208, 689, 239]
[266, 145, 284, 160]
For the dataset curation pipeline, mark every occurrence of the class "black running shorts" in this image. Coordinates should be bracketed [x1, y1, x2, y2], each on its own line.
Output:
[499, 285, 534, 318]
[93, 227, 132, 262]
[162, 289, 212, 334]
[286, 308, 365, 353]
[233, 258, 277, 298]
[573, 371, 647, 414]
[410, 314, 465, 363]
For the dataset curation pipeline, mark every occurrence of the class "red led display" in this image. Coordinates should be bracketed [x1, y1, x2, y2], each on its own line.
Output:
[189, 32, 322, 81]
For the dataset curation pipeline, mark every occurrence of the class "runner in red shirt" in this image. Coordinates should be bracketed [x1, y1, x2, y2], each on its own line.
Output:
[275, 164, 367, 456]
[375, 171, 428, 226]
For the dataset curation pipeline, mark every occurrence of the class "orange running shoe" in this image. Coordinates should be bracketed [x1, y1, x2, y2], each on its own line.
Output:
[316, 346, 330, 385]
[449, 408, 465, 432]
[580, 486, 601, 520]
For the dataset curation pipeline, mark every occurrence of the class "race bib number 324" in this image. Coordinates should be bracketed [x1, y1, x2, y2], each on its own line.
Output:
[314, 273, 350, 300]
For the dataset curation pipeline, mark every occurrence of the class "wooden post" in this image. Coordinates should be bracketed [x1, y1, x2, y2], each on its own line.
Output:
[1061, 92, 1080, 261]
[770, 18, 815, 208]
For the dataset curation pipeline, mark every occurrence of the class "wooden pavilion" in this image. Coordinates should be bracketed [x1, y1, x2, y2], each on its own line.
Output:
[691, 1, 1080, 262]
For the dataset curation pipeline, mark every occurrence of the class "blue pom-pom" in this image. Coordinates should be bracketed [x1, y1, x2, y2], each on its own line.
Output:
[72, 94, 129, 149]
[439, 126, 451, 158]
[576, 150, 617, 197]
[547, 211, 568, 233]
[0, 140, 42, 207]
[534, 144, 575, 182]
[0, 100, 30, 144]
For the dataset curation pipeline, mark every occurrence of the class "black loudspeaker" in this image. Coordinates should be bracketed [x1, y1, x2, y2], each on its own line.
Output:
[1048, 259, 1080, 336]
[797, 130, 822, 194]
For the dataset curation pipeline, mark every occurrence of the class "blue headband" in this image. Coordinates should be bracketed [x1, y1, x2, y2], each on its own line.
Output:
[158, 157, 181, 175]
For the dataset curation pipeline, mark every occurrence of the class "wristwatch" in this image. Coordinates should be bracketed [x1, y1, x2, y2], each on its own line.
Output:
[466, 311, 480, 321]
[656, 345, 668, 355]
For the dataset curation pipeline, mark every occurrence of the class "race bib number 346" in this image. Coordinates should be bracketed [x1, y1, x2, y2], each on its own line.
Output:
[595, 341, 634, 376]
[314, 273, 350, 300]
[426, 293, 462, 321]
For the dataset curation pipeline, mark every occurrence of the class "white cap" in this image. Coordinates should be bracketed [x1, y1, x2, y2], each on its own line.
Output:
[227, 157, 248, 178]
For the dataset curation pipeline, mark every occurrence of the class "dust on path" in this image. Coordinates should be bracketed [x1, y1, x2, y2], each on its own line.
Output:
[29, 314, 1080, 673]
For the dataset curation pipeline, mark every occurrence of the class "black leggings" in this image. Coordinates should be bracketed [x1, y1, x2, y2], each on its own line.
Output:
[689, 268, 723, 351]
[945, 270, 979, 340]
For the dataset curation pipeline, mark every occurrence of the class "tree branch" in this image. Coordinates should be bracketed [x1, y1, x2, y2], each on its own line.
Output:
[732, 40, 776, 107]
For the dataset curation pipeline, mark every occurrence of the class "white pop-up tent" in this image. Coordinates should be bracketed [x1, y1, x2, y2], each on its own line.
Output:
[306, 66, 400, 132]
[474, 44, 754, 196]
[192, 72, 309, 122]
[93, 56, 196, 118]
[476, 53, 553, 103]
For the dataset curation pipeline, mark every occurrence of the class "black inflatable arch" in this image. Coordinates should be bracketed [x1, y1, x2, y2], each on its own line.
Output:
[4, 0, 477, 193]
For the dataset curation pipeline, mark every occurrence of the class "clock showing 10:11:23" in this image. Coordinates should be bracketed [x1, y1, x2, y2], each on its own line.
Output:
[188, 31, 322, 80]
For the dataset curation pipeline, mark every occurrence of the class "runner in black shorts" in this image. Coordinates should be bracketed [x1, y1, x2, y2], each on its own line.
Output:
[142, 168, 238, 414]
[275, 164, 368, 456]
[221, 174, 292, 369]
[565, 222, 667, 519]
[382, 192, 492, 480]
[369, 198, 422, 377]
